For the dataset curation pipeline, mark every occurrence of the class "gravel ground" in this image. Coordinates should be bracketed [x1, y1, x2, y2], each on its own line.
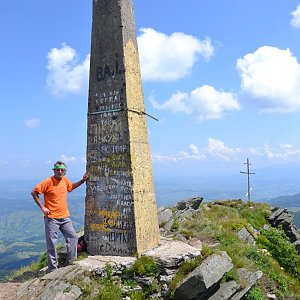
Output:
[0, 283, 21, 299]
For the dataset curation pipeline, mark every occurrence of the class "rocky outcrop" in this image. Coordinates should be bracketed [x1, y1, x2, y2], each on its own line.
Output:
[17, 265, 85, 300]
[209, 281, 240, 300]
[268, 207, 300, 254]
[16, 238, 262, 300]
[237, 227, 256, 245]
[158, 197, 203, 240]
[231, 269, 263, 300]
[15, 198, 264, 300]
[174, 251, 233, 300]
[177, 197, 203, 211]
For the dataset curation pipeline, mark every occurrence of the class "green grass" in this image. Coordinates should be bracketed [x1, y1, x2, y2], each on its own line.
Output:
[127, 256, 160, 277]
[96, 281, 123, 300]
[173, 200, 300, 299]
[245, 286, 266, 300]
[258, 227, 300, 279]
[6, 199, 300, 299]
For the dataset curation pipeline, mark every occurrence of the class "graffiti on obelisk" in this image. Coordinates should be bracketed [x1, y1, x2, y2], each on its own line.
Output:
[84, 0, 160, 256]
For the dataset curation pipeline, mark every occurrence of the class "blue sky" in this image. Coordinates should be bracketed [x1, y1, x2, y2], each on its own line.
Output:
[1, 0, 300, 181]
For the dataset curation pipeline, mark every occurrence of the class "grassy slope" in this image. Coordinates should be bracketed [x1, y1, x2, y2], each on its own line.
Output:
[0, 192, 85, 280]
[174, 200, 300, 300]
[8, 200, 300, 300]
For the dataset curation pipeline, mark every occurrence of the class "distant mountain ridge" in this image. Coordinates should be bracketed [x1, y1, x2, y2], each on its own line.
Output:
[267, 193, 300, 208]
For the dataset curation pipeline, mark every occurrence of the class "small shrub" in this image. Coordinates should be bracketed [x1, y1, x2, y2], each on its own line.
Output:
[36, 252, 48, 269]
[97, 281, 122, 300]
[239, 205, 270, 229]
[71, 277, 99, 298]
[245, 286, 266, 300]
[215, 231, 239, 246]
[171, 217, 180, 232]
[258, 227, 300, 279]
[230, 221, 247, 231]
[246, 247, 272, 271]
[159, 221, 167, 228]
[129, 290, 146, 300]
[105, 263, 113, 280]
[143, 278, 160, 295]
[201, 245, 214, 258]
[180, 228, 194, 239]
[222, 267, 239, 283]
[128, 256, 160, 277]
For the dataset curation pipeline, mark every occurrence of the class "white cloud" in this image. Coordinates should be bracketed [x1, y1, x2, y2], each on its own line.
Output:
[46, 43, 90, 97]
[46, 28, 213, 96]
[263, 143, 300, 160]
[291, 5, 300, 28]
[137, 28, 214, 81]
[0, 160, 8, 166]
[190, 144, 200, 155]
[205, 138, 241, 161]
[152, 144, 206, 163]
[60, 155, 76, 162]
[237, 46, 300, 112]
[151, 154, 180, 163]
[25, 118, 40, 128]
[152, 139, 300, 164]
[150, 85, 240, 121]
[152, 139, 240, 163]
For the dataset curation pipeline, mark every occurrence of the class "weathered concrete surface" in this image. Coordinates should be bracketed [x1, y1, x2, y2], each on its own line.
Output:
[74, 255, 136, 273]
[85, 0, 160, 256]
[144, 237, 201, 268]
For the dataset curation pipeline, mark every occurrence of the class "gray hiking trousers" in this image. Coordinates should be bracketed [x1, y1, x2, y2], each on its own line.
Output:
[44, 217, 78, 271]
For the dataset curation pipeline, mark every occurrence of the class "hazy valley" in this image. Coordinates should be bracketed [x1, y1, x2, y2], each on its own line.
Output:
[1, 167, 300, 281]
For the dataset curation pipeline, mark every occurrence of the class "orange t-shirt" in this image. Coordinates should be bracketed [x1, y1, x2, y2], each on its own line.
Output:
[34, 176, 75, 219]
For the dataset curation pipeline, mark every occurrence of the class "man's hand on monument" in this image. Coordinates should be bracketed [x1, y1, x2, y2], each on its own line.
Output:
[82, 173, 88, 183]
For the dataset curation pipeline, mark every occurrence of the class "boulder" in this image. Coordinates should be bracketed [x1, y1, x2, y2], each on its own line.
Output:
[174, 251, 233, 300]
[231, 268, 263, 300]
[177, 197, 203, 211]
[158, 208, 173, 226]
[208, 280, 240, 300]
[237, 227, 256, 245]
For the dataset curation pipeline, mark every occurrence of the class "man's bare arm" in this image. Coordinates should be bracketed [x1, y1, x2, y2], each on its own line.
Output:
[73, 173, 89, 189]
[31, 190, 50, 215]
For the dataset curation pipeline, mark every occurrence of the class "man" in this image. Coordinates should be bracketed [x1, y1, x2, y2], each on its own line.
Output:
[31, 161, 88, 272]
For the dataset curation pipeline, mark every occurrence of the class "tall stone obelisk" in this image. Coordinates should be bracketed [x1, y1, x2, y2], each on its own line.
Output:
[84, 0, 160, 256]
